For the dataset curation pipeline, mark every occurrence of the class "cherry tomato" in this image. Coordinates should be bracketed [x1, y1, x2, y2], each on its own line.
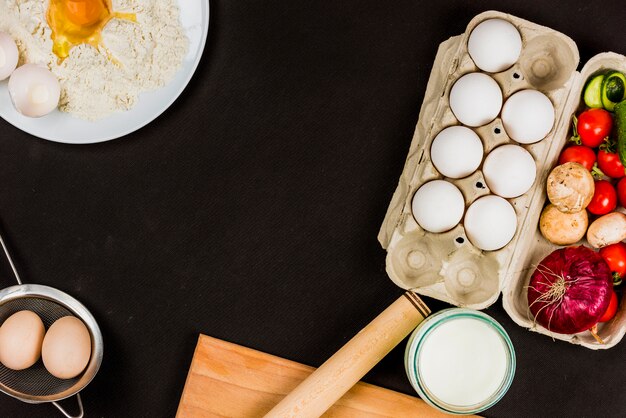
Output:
[597, 150, 626, 178]
[558, 145, 596, 171]
[599, 242, 626, 279]
[576, 108, 613, 148]
[598, 291, 618, 323]
[618, 177, 626, 208]
[587, 180, 617, 215]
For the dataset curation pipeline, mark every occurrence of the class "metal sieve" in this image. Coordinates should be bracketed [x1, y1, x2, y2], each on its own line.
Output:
[0, 233, 103, 418]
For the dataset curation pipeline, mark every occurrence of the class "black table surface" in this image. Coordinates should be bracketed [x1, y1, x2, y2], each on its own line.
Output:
[1, 1, 626, 417]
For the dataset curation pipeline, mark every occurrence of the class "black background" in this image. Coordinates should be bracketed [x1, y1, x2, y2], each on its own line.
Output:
[1, 0, 626, 417]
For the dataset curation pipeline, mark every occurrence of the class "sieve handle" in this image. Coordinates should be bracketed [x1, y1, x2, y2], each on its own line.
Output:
[263, 291, 430, 418]
[0, 230, 22, 285]
[52, 393, 84, 418]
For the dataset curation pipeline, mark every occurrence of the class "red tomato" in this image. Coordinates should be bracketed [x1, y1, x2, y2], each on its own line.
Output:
[558, 145, 596, 171]
[599, 242, 626, 278]
[576, 109, 613, 148]
[586, 180, 617, 215]
[598, 291, 618, 323]
[618, 177, 626, 208]
[597, 150, 626, 178]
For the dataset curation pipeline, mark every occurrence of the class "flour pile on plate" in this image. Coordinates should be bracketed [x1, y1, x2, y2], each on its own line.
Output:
[0, 0, 188, 120]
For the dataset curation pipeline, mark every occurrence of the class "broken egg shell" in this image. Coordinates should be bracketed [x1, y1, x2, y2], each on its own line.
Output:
[0, 32, 19, 81]
[8, 64, 61, 118]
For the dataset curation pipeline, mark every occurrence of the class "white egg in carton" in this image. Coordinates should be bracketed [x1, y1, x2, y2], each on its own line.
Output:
[379, 10, 626, 349]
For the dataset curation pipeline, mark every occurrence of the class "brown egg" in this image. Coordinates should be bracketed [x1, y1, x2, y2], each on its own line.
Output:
[0, 310, 46, 370]
[42, 316, 91, 379]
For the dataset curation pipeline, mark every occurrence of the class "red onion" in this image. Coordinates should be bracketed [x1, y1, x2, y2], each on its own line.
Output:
[527, 246, 612, 335]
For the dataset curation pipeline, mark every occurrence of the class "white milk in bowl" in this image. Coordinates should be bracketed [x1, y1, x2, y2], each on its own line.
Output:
[405, 309, 515, 415]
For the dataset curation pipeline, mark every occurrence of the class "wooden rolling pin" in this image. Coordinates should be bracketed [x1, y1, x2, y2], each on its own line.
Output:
[264, 291, 430, 418]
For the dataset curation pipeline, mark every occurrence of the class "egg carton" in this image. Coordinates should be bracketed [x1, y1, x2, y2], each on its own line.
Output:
[378, 10, 626, 349]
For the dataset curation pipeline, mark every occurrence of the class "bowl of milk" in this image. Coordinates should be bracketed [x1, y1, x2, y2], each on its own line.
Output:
[405, 308, 515, 415]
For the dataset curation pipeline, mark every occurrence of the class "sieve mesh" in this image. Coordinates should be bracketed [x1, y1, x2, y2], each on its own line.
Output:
[0, 297, 84, 397]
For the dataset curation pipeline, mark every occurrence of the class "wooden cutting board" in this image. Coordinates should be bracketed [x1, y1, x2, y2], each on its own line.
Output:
[177, 334, 477, 417]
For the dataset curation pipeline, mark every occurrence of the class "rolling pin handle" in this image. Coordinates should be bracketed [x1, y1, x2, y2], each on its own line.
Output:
[264, 291, 430, 418]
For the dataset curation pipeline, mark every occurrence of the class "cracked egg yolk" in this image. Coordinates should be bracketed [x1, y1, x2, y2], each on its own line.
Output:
[47, 0, 135, 60]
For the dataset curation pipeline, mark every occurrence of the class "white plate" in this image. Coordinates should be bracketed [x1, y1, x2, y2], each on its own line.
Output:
[0, 0, 210, 144]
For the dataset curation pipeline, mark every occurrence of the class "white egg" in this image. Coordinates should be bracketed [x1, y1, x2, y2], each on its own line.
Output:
[430, 126, 483, 179]
[501, 89, 555, 144]
[412, 180, 465, 233]
[449, 73, 502, 127]
[0, 32, 19, 81]
[468, 19, 522, 73]
[483, 145, 536, 198]
[8, 64, 60, 118]
[464, 195, 517, 251]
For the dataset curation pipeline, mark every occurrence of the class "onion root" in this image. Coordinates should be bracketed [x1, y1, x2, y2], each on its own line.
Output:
[589, 324, 605, 344]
